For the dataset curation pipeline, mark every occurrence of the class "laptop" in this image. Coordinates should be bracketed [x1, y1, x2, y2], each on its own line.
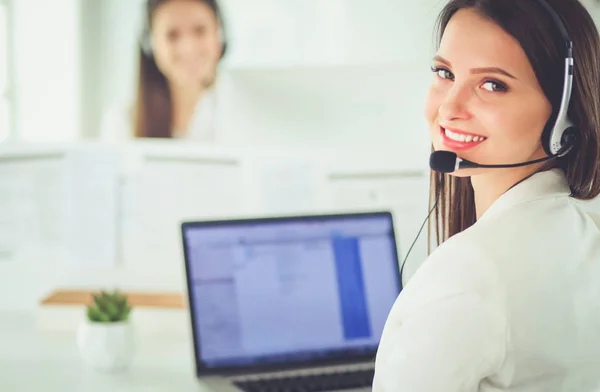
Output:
[181, 211, 401, 392]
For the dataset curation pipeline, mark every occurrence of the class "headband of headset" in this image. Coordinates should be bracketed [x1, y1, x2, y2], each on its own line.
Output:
[533, 0, 578, 157]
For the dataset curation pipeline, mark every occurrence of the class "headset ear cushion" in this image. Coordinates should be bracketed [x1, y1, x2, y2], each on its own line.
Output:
[550, 126, 578, 157]
[559, 127, 579, 155]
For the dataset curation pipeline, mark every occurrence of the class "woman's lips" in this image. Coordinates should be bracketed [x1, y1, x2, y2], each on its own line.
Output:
[440, 126, 487, 151]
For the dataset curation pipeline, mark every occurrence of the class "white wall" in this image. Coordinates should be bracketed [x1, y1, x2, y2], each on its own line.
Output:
[78, 0, 109, 140]
[79, 0, 144, 138]
[582, 0, 600, 24]
[220, 0, 441, 68]
[11, 0, 80, 142]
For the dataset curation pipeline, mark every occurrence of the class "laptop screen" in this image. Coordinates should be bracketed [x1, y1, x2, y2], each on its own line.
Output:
[182, 212, 401, 372]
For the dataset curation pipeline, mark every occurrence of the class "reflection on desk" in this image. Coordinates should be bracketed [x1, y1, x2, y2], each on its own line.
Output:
[0, 312, 214, 391]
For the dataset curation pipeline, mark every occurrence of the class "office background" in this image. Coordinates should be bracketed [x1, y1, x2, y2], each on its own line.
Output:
[1, 0, 600, 323]
[2, 1, 600, 390]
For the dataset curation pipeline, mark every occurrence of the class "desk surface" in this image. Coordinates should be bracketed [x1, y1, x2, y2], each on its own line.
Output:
[0, 312, 211, 391]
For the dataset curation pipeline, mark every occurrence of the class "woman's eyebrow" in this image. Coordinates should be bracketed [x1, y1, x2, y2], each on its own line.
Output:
[433, 55, 517, 80]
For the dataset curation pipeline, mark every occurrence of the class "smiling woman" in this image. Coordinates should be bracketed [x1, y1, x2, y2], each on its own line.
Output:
[426, 8, 555, 189]
[372, 0, 600, 391]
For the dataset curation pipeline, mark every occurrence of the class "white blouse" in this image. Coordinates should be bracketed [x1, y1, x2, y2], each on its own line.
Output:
[373, 169, 600, 392]
[99, 86, 218, 143]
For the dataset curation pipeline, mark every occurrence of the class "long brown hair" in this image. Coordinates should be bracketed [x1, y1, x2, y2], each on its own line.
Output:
[133, 0, 227, 138]
[429, 0, 600, 251]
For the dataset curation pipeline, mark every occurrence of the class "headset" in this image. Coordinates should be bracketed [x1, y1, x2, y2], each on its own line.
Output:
[139, 0, 228, 58]
[535, 0, 578, 157]
[401, 0, 579, 288]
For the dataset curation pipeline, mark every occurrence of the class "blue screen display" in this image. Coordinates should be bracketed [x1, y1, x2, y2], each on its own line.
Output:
[183, 214, 400, 369]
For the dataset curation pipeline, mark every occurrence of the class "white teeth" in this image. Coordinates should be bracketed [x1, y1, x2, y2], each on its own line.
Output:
[443, 128, 486, 143]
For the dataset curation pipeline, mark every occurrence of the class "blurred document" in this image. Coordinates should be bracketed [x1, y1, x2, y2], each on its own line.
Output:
[0, 145, 120, 267]
[0, 154, 69, 263]
[65, 146, 120, 267]
[250, 157, 325, 214]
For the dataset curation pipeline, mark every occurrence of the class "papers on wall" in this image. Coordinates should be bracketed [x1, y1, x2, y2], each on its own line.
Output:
[0, 153, 69, 263]
[119, 153, 245, 277]
[242, 154, 330, 215]
[0, 145, 120, 267]
[64, 146, 120, 268]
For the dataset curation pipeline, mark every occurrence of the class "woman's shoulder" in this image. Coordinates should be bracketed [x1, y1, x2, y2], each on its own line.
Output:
[381, 231, 507, 380]
[399, 230, 505, 315]
[405, 193, 594, 303]
[423, 230, 501, 287]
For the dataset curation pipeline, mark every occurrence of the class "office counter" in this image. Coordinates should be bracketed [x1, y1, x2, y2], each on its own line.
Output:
[0, 311, 213, 391]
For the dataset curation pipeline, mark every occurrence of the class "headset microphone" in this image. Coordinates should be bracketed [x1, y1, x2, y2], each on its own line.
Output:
[430, 150, 556, 173]
[429, 129, 577, 174]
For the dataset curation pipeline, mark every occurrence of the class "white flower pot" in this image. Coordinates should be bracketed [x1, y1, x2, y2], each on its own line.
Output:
[77, 320, 135, 372]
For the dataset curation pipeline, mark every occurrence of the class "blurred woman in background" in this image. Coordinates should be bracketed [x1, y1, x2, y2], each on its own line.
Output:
[101, 0, 227, 141]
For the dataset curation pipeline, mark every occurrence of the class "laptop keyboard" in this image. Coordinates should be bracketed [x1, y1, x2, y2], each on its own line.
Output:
[233, 368, 374, 392]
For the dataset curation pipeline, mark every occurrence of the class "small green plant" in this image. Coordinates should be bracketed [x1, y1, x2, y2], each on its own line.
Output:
[86, 290, 132, 323]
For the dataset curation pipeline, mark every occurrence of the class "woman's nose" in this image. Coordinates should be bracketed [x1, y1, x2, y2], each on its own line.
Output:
[437, 84, 473, 122]
[176, 35, 202, 57]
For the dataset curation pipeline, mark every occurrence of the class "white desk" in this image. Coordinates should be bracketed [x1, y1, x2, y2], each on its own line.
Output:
[0, 312, 213, 391]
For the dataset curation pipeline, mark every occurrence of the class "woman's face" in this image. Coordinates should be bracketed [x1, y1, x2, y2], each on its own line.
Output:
[151, 0, 222, 89]
[424, 8, 552, 177]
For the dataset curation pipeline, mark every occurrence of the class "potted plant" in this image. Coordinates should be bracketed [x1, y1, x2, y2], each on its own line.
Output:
[77, 290, 135, 372]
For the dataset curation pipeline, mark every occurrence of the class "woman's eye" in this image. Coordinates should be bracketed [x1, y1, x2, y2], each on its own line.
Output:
[482, 81, 508, 92]
[167, 30, 180, 41]
[431, 66, 454, 81]
[194, 26, 207, 36]
[440, 69, 453, 79]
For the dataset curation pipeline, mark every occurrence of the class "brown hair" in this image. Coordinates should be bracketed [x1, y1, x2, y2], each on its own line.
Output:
[429, 0, 600, 250]
[133, 0, 226, 138]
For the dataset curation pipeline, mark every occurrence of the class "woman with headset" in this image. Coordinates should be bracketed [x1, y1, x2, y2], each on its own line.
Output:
[373, 0, 600, 390]
[101, 0, 227, 141]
